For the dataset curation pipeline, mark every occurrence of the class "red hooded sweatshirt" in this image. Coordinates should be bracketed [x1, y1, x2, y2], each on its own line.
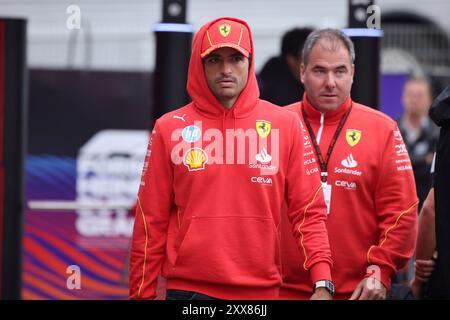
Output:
[280, 95, 418, 299]
[129, 18, 332, 300]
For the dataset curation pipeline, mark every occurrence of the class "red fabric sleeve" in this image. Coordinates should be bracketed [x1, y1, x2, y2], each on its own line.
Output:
[367, 122, 419, 289]
[129, 121, 174, 299]
[285, 114, 333, 284]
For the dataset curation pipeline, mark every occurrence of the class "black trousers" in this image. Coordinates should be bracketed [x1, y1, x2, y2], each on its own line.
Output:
[166, 289, 218, 300]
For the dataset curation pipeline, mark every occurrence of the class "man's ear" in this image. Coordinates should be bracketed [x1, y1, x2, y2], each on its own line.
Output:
[300, 63, 306, 84]
[351, 64, 355, 83]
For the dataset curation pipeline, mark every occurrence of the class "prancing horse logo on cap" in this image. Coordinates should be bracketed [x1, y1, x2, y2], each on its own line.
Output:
[219, 24, 231, 37]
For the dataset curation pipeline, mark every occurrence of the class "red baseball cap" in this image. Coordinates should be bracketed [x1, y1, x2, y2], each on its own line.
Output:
[200, 19, 251, 58]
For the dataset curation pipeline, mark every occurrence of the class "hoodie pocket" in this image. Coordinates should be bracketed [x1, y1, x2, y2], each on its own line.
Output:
[170, 216, 281, 285]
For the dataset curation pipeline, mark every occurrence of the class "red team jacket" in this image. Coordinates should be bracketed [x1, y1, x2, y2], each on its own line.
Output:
[129, 18, 332, 300]
[280, 95, 419, 299]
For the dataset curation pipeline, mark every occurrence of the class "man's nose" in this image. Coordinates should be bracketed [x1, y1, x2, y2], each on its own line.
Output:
[220, 61, 232, 75]
[325, 72, 336, 89]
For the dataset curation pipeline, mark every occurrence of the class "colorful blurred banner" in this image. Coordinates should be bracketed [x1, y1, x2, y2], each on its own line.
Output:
[22, 70, 151, 299]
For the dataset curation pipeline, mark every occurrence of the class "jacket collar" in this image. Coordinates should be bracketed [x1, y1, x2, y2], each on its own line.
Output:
[302, 93, 352, 124]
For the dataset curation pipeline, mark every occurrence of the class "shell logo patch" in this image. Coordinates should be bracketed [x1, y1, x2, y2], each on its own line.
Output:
[183, 148, 208, 171]
[346, 129, 361, 147]
[219, 24, 231, 37]
[256, 120, 271, 139]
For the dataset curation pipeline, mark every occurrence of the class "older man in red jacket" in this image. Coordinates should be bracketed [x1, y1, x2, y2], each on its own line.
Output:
[280, 28, 418, 300]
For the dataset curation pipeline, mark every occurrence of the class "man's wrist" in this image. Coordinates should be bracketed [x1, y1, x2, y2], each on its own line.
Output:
[313, 280, 335, 296]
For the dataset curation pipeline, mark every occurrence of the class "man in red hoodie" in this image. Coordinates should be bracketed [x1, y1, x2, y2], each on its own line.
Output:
[129, 17, 333, 300]
[280, 28, 419, 300]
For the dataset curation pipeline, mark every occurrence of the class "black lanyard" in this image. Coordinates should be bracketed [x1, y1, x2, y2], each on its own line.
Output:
[301, 103, 353, 183]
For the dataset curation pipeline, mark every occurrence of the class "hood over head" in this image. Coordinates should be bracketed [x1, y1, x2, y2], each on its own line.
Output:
[187, 17, 260, 119]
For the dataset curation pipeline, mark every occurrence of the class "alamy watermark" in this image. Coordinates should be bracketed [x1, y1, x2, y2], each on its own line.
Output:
[66, 5, 81, 30]
[66, 265, 82, 290]
[168, 121, 280, 176]
[366, 265, 382, 290]
[366, 5, 381, 29]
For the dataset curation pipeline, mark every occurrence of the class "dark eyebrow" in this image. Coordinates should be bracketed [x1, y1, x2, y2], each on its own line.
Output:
[230, 53, 245, 58]
[311, 65, 326, 70]
[205, 54, 220, 59]
[335, 65, 348, 70]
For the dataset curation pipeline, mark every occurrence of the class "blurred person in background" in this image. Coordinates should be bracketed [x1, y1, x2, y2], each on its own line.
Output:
[397, 78, 439, 210]
[129, 17, 333, 300]
[410, 85, 450, 299]
[394, 78, 438, 286]
[280, 28, 418, 300]
[259, 27, 313, 106]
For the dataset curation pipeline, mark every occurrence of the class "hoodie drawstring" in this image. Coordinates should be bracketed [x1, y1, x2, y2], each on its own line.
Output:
[220, 109, 237, 164]
[221, 109, 237, 133]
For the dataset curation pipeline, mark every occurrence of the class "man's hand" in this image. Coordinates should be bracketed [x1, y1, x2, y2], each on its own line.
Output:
[349, 278, 387, 300]
[409, 253, 437, 299]
[414, 256, 436, 283]
[310, 288, 333, 300]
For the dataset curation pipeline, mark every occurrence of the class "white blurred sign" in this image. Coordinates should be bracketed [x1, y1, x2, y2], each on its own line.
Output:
[76, 130, 148, 237]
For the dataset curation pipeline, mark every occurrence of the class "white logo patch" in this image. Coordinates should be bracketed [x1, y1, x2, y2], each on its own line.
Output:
[251, 176, 273, 186]
[341, 154, 358, 168]
[255, 147, 272, 164]
[395, 144, 408, 156]
[173, 114, 186, 122]
[335, 180, 357, 190]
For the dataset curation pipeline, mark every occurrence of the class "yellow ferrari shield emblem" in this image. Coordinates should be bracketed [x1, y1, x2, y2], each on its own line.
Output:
[346, 129, 361, 147]
[256, 120, 271, 139]
[219, 24, 231, 37]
